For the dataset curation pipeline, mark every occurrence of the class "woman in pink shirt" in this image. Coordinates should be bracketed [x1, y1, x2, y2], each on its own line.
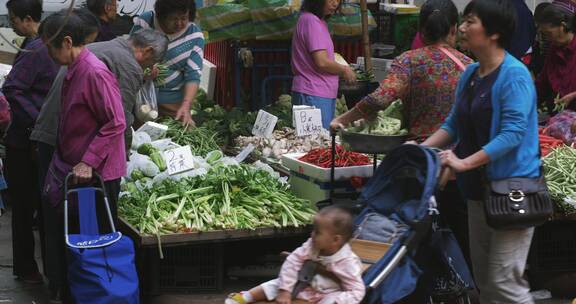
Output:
[291, 0, 356, 129]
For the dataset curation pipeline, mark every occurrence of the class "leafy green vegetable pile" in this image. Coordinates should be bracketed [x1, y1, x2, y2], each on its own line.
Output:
[191, 93, 293, 146]
[159, 117, 221, 157]
[354, 67, 375, 82]
[346, 100, 408, 136]
[119, 163, 315, 235]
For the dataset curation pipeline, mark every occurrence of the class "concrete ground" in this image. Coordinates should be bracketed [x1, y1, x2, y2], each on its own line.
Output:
[0, 210, 573, 304]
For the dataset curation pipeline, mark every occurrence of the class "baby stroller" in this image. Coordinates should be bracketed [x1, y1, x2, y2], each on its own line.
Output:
[354, 144, 475, 304]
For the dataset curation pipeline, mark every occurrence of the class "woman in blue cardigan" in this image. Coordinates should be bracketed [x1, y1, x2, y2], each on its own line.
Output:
[421, 0, 539, 303]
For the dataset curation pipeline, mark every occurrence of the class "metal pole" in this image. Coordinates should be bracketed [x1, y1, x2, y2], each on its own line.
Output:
[360, 0, 373, 73]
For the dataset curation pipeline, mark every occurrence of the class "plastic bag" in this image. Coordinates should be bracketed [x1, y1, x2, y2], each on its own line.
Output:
[543, 110, 576, 144]
[129, 153, 160, 177]
[135, 80, 159, 122]
[131, 131, 152, 150]
[150, 139, 174, 151]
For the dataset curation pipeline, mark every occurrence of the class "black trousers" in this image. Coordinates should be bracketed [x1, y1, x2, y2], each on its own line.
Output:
[6, 144, 42, 277]
[435, 181, 472, 269]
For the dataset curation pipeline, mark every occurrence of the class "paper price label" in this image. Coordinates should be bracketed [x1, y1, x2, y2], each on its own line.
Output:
[252, 110, 278, 138]
[163, 146, 195, 175]
[294, 108, 323, 136]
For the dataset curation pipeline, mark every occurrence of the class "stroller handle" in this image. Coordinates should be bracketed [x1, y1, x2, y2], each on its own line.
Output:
[64, 172, 118, 245]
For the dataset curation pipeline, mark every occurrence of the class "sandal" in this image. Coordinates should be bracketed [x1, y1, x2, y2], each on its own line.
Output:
[225, 293, 247, 304]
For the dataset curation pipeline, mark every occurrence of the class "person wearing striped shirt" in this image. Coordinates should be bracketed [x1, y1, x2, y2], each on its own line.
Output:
[130, 0, 203, 126]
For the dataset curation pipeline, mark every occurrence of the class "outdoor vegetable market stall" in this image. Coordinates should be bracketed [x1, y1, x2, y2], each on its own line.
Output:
[119, 87, 411, 296]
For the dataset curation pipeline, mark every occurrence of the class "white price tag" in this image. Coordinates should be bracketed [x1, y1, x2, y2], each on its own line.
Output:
[136, 121, 168, 140]
[163, 146, 195, 175]
[293, 107, 323, 136]
[252, 110, 278, 138]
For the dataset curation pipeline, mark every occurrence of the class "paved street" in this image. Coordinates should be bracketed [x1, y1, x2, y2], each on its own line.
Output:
[0, 210, 572, 304]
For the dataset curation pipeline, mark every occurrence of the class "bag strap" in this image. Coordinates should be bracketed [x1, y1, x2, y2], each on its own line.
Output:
[438, 46, 466, 71]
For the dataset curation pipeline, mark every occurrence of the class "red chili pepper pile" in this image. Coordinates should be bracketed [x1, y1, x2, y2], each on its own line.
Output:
[539, 134, 564, 156]
[298, 145, 371, 168]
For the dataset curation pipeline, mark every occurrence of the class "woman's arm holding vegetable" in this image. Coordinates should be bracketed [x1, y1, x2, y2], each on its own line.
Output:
[311, 50, 356, 82]
[330, 56, 410, 130]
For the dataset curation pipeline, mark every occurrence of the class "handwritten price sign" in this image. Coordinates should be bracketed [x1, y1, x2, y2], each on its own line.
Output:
[294, 108, 323, 136]
[252, 110, 278, 138]
[163, 146, 195, 175]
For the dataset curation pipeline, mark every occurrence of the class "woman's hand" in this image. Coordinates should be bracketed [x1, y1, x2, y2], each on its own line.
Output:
[276, 290, 291, 304]
[144, 65, 159, 81]
[341, 65, 357, 84]
[557, 92, 576, 107]
[439, 150, 470, 173]
[73, 162, 93, 184]
[329, 117, 346, 132]
[175, 101, 195, 128]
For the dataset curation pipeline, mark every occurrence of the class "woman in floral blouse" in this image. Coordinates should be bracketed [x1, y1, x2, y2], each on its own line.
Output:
[331, 0, 472, 139]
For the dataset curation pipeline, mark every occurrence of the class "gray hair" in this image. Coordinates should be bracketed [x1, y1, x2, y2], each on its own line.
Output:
[129, 29, 169, 62]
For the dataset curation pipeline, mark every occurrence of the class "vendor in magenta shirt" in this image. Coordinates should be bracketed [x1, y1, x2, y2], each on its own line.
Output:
[291, 0, 356, 129]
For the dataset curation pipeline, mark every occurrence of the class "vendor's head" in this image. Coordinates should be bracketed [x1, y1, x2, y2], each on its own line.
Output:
[459, 0, 516, 54]
[419, 0, 459, 47]
[6, 0, 42, 37]
[301, 0, 342, 19]
[154, 0, 195, 35]
[129, 29, 169, 69]
[39, 8, 100, 65]
[311, 206, 353, 256]
[86, 0, 118, 22]
[535, 2, 576, 47]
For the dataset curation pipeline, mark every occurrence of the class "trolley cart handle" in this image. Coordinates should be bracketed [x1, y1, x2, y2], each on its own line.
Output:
[330, 132, 337, 200]
[64, 171, 107, 195]
[64, 172, 118, 240]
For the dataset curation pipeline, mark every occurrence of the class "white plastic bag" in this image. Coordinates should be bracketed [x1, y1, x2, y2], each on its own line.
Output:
[129, 153, 160, 177]
[131, 131, 152, 150]
[135, 80, 159, 122]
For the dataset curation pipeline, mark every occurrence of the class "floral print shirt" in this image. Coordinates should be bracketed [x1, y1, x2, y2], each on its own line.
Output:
[357, 45, 473, 138]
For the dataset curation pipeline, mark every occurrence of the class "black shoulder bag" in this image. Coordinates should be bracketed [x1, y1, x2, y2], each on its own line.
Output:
[485, 175, 553, 229]
[464, 72, 554, 230]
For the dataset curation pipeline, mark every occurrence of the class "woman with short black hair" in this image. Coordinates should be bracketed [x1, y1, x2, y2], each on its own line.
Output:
[535, 1, 576, 111]
[421, 0, 539, 302]
[130, 0, 203, 126]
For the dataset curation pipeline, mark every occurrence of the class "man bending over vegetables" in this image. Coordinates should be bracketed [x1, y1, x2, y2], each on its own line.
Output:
[32, 28, 169, 190]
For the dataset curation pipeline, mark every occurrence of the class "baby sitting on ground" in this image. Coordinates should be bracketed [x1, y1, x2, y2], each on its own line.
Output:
[226, 206, 365, 304]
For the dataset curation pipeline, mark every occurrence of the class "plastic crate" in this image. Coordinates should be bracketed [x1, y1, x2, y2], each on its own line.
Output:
[529, 220, 576, 274]
[145, 243, 224, 294]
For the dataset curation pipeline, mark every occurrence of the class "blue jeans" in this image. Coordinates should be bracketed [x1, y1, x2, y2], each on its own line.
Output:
[292, 92, 336, 129]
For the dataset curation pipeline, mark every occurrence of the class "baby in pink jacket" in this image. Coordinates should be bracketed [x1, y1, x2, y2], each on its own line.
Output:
[226, 206, 365, 304]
